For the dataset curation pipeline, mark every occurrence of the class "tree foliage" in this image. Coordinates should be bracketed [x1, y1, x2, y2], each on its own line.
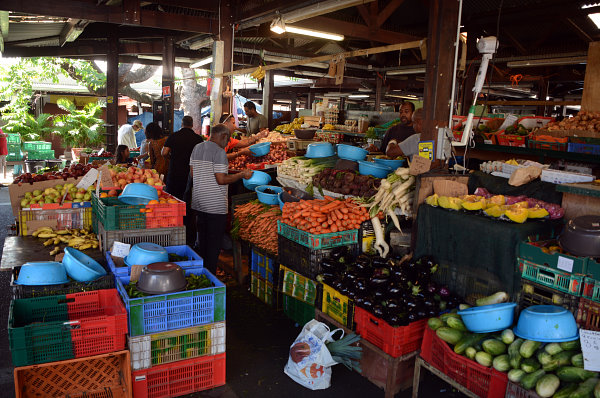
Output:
[54, 98, 105, 148]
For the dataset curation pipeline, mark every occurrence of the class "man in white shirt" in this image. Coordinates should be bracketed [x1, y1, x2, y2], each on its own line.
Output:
[117, 120, 143, 149]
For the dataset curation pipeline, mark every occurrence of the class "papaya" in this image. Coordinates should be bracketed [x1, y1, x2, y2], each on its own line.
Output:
[484, 205, 505, 218]
[426, 194, 439, 207]
[438, 196, 462, 211]
[527, 206, 549, 219]
[489, 195, 506, 206]
[505, 207, 528, 223]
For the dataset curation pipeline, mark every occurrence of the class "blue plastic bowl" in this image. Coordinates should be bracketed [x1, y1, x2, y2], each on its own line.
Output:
[15, 262, 69, 285]
[457, 302, 517, 333]
[249, 142, 271, 157]
[358, 161, 393, 179]
[124, 242, 169, 267]
[337, 144, 368, 161]
[306, 142, 335, 158]
[119, 183, 159, 205]
[513, 305, 579, 342]
[278, 192, 285, 211]
[374, 158, 406, 170]
[62, 248, 107, 282]
[243, 170, 271, 190]
[256, 185, 284, 205]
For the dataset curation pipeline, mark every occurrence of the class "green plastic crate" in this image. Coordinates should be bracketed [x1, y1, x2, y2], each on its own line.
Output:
[277, 221, 358, 250]
[283, 295, 315, 327]
[23, 141, 51, 151]
[27, 149, 55, 160]
[520, 259, 585, 296]
[7, 133, 21, 144]
[92, 192, 146, 230]
[518, 241, 587, 275]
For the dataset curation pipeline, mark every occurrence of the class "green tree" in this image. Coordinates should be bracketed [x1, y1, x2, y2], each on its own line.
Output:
[54, 98, 105, 148]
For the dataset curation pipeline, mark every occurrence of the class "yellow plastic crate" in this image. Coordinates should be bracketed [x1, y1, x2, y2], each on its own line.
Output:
[19, 207, 93, 236]
[279, 265, 317, 305]
[321, 282, 354, 329]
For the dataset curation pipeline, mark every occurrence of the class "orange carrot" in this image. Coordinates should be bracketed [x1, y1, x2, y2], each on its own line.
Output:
[324, 195, 335, 202]
[331, 224, 338, 232]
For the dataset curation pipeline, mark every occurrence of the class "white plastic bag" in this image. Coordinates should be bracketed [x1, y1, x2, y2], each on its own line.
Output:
[284, 320, 343, 390]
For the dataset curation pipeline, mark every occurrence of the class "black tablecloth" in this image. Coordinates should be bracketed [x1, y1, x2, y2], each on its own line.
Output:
[468, 171, 563, 204]
[414, 205, 563, 299]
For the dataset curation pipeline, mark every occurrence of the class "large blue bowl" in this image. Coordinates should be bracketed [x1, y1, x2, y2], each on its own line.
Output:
[243, 170, 271, 190]
[256, 185, 284, 205]
[119, 183, 159, 205]
[337, 144, 368, 161]
[63, 247, 107, 282]
[278, 192, 285, 211]
[249, 142, 271, 157]
[358, 161, 393, 179]
[374, 158, 406, 170]
[513, 305, 579, 342]
[457, 302, 517, 333]
[124, 242, 169, 267]
[15, 262, 69, 285]
[306, 142, 335, 158]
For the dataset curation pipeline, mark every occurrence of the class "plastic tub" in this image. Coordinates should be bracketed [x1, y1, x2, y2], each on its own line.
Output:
[337, 144, 368, 161]
[457, 302, 517, 333]
[243, 170, 271, 190]
[514, 305, 579, 342]
[14, 262, 69, 285]
[124, 242, 169, 267]
[62, 248, 107, 282]
[358, 160, 392, 178]
[249, 142, 271, 156]
[256, 185, 283, 205]
[305, 142, 335, 158]
[119, 183, 159, 205]
[373, 158, 406, 170]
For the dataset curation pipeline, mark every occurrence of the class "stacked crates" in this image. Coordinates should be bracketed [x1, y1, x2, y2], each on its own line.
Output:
[7, 133, 23, 161]
[112, 246, 227, 398]
[249, 246, 280, 307]
[23, 141, 54, 160]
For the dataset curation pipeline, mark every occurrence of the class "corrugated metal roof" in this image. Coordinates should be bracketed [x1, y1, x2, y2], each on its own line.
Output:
[5, 22, 64, 43]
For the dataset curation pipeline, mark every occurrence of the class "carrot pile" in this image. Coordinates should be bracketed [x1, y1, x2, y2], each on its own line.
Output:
[281, 197, 370, 234]
[233, 201, 281, 254]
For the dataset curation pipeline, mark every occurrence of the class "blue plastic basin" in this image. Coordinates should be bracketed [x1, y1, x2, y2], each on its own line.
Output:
[243, 170, 271, 190]
[124, 242, 169, 267]
[306, 142, 335, 158]
[358, 160, 393, 179]
[15, 262, 69, 285]
[337, 144, 368, 161]
[256, 185, 283, 205]
[63, 247, 107, 282]
[278, 192, 285, 211]
[513, 305, 579, 342]
[119, 183, 159, 205]
[373, 158, 406, 170]
[249, 142, 271, 157]
[457, 302, 517, 333]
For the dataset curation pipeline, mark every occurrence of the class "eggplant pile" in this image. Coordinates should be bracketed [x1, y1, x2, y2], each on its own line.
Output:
[317, 252, 462, 327]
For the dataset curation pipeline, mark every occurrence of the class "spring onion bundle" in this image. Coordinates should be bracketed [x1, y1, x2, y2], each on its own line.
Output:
[278, 156, 337, 184]
[327, 332, 362, 373]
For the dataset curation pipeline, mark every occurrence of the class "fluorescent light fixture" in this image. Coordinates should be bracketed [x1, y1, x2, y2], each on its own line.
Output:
[188, 38, 214, 50]
[582, 3, 600, 9]
[137, 55, 162, 61]
[507, 56, 587, 68]
[270, 16, 344, 41]
[589, 13, 600, 28]
[190, 57, 213, 68]
[348, 94, 369, 98]
[386, 67, 426, 76]
[386, 94, 419, 100]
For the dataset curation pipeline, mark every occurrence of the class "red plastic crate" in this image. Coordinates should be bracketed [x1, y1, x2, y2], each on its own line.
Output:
[146, 215, 184, 228]
[354, 306, 427, 358]
[420, 327, 508, 398]
[497, 133, 530, 147]
[146, 194, 186, 217]
[132, 352, 226, 398]
[576, 297, 600, 331]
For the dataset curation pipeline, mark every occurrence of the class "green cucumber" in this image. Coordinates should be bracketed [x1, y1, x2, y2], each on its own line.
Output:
[501, 329, 515, 345]
[553, 350, 575, 367]
[570, 376, 599, 398]
[436, 327, 463, 345]
[520, 369, 545, 390]
[509, 338, 524, 369]
[537, 350, 553, 366]
[475, 351, 493, 367]
[572, 353, 584, 368]
[559, 340, 580, 351]
[440, 313, 460, 323]
[552, 383, 577, 398]
[535, 374, 560, 397]
[454, 333, 480, 355]
[428, 317, 444, 331]
[521, 357, 541, 373]
[465, 347, 477, 360]
[520, 340, 542, 359]
[556, 366, 596, 382]
[595, 378, 600, 398]
[544, 342, 563, 356]
[492, 354, 511, 372]
[475, 291, 509, 306]
[508, 369, 526, 383]
[446, 316, 468, 332]
[482, 339, 507, 356]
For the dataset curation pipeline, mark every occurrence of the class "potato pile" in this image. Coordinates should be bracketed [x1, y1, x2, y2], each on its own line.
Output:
[546, 110, 600, 132]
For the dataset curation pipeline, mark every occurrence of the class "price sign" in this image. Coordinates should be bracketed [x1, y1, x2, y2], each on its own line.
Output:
[580, 329, 600, 371]
[98, 165, 113, 189]
[111, 242, 131, 258]
[76, 168, 99, 190]
[130, 264, 144, 283]
[557, 256, 574, 273]
[409, 155, 431, 176]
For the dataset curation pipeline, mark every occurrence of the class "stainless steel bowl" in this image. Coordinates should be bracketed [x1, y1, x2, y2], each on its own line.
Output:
[559, 215, 600, 257]
[137, 262, 187, 295]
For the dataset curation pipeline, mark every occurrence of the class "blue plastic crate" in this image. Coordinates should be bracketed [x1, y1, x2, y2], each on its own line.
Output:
[106, 245, 204, 278]
[115, 268, 226, 337]
[567, 142, 600, 155]
[251, 246, 278, 284]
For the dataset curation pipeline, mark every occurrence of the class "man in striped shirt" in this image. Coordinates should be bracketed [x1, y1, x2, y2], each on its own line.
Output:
[189, 123, 253, 274]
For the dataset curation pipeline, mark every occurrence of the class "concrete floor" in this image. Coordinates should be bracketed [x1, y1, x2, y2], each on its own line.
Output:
[0, 179, 467, 398]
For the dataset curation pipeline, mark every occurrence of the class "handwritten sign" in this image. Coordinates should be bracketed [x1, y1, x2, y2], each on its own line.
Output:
[111, 242, 131, 258]
[130, 264, 144, 283]
[433, 180, 468, 198]
[76, 168, 99, 190]
[98, 165, 113, 189]
[409, 155, 431, 176]
[580, 329, 600, 371]
[557, 256, 574, 273]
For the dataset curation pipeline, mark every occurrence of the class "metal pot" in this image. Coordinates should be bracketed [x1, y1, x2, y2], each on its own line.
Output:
[559, 215, 600, 257]
[24, 160, 46, 174]
[136, 262, 186, 295]
[45, 159, 63, 169]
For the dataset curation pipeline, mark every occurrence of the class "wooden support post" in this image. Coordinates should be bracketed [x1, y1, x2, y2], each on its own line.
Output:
[581, 41, 600, 112]
[290, 92, 297, 120]
[105, 32, 119, 153]
[537, 77, 549, 116]
[422, 0, 459, 141]
[162, 36, 175, 133]
[220, 0, 233, 115]
[307, 92, 315, 111]
[375, 75, 382, 111]
[212, 40, 224, 124]
[262, 70, 274, 129]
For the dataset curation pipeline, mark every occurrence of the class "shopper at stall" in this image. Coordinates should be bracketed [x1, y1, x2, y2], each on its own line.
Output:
[189, 123, 253, 274]
[0, 129, 7, 180]
[162, 116, 204, 200]
[146, 122, 169, 177]
[385, 108, 423, 159]
[114, 144, 146, 165]
[239, 101, 268, 135]
[219, 113, 268, 160]
[380, 102, 416, 153]
[117, 120, 143, 150]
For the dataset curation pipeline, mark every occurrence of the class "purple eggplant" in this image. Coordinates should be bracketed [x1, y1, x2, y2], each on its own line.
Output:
[439, 286, 450, 298]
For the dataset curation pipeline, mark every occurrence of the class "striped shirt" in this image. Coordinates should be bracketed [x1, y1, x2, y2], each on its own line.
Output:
[189, 141, 229, 214]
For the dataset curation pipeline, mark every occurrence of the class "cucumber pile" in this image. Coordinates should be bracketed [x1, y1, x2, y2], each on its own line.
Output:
[429, 313, 598, 397]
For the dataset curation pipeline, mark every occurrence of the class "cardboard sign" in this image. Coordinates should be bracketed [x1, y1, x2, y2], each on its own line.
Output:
[111, 242, 131, 258]
[409, 155, 431, 176]
[98, 165, 113, 189]
[580, 329, 600, 371]
[25, 219, 58, 236]
[76, 168, 99, 190]
[130, 264, 144, 283]
[433, 180, 468, 198]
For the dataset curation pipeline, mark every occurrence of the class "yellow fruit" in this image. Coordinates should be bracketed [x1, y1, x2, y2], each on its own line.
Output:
[43, 238, 54, 246]
[38, 233, 57, 239]
[56, 230, 70, 235]
[32, 227, 53, 237]
[512, 201, 529, 209]
[78, 244, 92, 250]
[461, 196, 486, 211]
[484, 205, 505, 218]
[489, 195, 506, 206]
[527, 206, 549, 219]
[505, 207, 528, 223]
[438, 196, 463, 211]
[425, 194, 439, 207]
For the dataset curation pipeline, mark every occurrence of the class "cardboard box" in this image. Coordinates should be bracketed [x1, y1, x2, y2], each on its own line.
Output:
[9, 177, 82, 217]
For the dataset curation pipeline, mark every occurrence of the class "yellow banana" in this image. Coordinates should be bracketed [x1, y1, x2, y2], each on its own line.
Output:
[38, 233, 57, 239]
[43, 238, 54, 246]
[53, 237, 60, 245]
[50, 246, 61, 256]
[55, 229, 69, 235]
[78, 244, 92, 251]
[32, 227, 53, 237]
[59, 236, 70, 243]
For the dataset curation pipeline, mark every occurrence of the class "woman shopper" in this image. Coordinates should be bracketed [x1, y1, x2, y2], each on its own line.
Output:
[146, 122, 169, 177]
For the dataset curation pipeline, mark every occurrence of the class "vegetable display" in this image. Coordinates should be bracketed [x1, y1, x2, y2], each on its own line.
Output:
[232, 201, 281, 255]
[125, 274, 212, 297]
[229, 143, 291, 170]
[474, 187, 564, 219]
[278, 156, 338, 184]
[280, 197, 370, 235]
[13, 163, 98, 185]
[545, 110, 600, 132]
[311, 169, 381, 197]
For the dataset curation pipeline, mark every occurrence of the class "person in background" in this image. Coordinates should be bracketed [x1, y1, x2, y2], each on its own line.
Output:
[138, 129, 151, 168]
[219, 113, 268, 160]
[118, 120, 143, 150]
[239, 101, 268, 135]
[380, 102, 416, 155]
[385, 108, 423, 160]
[134, 120, 146, 148]
[162, 115, 204, 200]
[114, 144, 146, 165]
[0, 129, 7, 180]
[189, 123, 253, 274]
[146, 122, 169, 177]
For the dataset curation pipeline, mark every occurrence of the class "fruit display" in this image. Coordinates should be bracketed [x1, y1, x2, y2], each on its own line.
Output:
[13, 163, 97, 185]
[108, 166, 163, 189]
[229, 143, 291, 170]
[20, 184, 95, 208]
[280, 197, 371, 234]
[277, 156, 337, 184]
[89, 151, 113, 158]
[274, 117, 304, 134]
[232, 201, 281, 255]
[318, 251, 458, 326]
[311, 169, 381, 197]
[256, 131, 287, 144]
[31, 226, 99, 256]
[546, 110, 600, 132]
[429, 307, 596, 398]
[505, 123, 533, 137]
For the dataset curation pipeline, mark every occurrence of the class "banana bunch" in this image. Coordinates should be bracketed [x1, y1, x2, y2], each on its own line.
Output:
[250, 65, 266, 81]
[31, 227, 99, 256]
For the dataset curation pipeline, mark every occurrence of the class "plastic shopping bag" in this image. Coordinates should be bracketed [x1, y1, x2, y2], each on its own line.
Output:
[284, 319, 343, 390]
